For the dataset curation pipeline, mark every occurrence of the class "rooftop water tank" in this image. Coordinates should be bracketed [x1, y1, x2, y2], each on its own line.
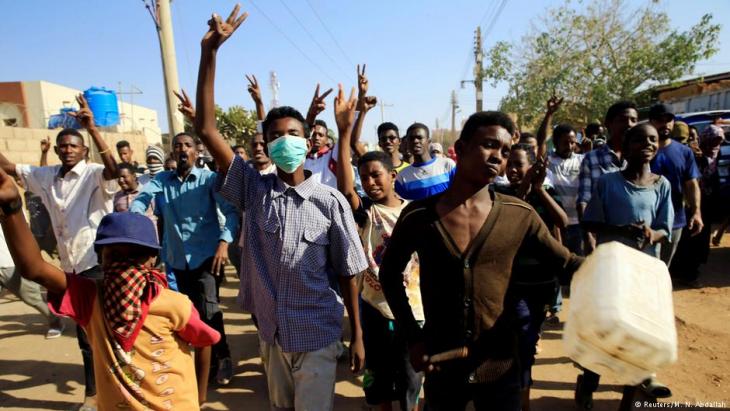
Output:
[83, 87, 119, 127]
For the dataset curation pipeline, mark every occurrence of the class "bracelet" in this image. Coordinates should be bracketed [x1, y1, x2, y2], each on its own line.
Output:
[0, 198, 23, 220]
[98, 147, 111, 155]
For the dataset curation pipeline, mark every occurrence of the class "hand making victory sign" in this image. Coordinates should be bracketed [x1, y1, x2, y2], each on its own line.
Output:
[67, 94, 95, 130]
[245, 74, 266, 121]
[173, 89, 196, 122]
[356, 64, 377, 112]
[305, 84, 333, 128]
[201, 4, 248, 50]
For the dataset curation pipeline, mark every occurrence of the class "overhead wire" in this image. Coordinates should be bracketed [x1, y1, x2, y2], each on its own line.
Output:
[303, 0, 356, 68]
[172, 0, 195, 90]
[247, 0, 339, 84]
[277, 0, 351, 77]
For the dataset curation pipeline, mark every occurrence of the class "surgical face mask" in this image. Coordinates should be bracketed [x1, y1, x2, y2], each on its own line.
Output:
[267, 135, 308, 174]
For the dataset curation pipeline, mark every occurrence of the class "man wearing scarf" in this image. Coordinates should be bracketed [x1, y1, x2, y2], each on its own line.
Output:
[138, 145, 166, 186]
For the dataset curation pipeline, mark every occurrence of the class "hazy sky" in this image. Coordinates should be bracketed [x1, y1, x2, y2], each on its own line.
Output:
[2, 0, 729, 143]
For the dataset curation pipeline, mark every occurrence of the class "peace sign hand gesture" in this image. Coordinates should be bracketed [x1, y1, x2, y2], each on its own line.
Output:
[546, 95, 563, 115]
[201, 4, 248, 50]
[334, 84, 357, 133]
[245, 74, 262, 105]
[357, 64, 368, 98]
[305, 84, 333, 126]
[67, 94, 96, 130]
[173, 89, 196, 121]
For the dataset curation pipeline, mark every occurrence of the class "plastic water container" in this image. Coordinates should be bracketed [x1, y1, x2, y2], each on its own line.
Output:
[563, 241, 677, 385]
[83, 87, 120, 127]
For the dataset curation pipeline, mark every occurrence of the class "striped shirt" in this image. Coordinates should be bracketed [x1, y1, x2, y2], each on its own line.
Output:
[548, 152, 584, 226]
[395, 157, 456, 200]
[577, 144, 626, 206]
[217, 155, 368, 353]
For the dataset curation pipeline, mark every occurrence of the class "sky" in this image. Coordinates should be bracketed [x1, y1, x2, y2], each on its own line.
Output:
[2, 0, 730, 144]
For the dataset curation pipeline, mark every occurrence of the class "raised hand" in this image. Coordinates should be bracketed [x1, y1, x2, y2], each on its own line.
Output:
[173, 89, 196, 121]
[201, 4, 248, 50]
[546, 95, 564, 115]
[529, 157, 548, 188]
[245, 74, 262, 104]
[357, 64, 368, 98]
[334, 84, 357, 133]
[40, 137, 51, 154]
[67, 94, 96, 130]
[306, 84, 333, 125]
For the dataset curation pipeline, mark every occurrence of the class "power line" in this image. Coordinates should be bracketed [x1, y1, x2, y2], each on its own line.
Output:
[172, 0, 195, 89]
[303, 0, 356, 68]
[482, 0, 508, 41]
[248, 0, 338, 84]
[277, 0, 350, 78]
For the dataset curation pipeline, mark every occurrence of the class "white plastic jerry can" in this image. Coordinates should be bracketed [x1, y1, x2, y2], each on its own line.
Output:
[563, 241, 678, 385]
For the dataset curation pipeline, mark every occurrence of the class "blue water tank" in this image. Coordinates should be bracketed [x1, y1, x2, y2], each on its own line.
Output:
[83, 87, 120, 127]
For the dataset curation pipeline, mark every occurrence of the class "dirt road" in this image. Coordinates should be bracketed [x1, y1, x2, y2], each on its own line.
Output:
[1, 241, 728, 410]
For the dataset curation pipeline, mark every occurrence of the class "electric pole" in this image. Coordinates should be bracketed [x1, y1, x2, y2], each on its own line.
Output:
[378, 100, 394, 124]
[474, 27, 484, 112]
[451, 90, 459, 142]
[270, 71, 280, 109]
[144, 0, 184, 137]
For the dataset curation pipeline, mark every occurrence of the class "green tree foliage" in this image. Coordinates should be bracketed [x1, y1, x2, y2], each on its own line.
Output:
[483, 0, 720, 130]
[216, 105, 258, 147]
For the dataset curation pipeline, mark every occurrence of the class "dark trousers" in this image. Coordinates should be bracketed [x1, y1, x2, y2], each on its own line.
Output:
[424, 363, 521, 411]
[174, 258, 230, 360]
[75, 266, 103, 397]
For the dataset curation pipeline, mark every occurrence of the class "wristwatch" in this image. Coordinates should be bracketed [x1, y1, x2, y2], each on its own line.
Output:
[0, 198, 23, 220]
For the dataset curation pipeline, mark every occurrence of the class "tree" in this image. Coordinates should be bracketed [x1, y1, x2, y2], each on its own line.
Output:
[483, 0, 720, 130]
[216, 105, 258, 147]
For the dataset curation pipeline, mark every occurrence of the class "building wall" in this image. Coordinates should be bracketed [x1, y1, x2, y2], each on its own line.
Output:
[0, 81, 162, 147]
[0, 126, 162, 167]
[658, 80, 730, 114]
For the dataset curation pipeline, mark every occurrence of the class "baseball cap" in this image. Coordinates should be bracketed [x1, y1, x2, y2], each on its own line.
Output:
[94, 212, 161, 252]
[648, 103, 675, 121]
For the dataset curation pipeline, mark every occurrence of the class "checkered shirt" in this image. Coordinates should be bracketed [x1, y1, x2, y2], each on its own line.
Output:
[577, 144, 626, 206]
[217, 156, 368, 353]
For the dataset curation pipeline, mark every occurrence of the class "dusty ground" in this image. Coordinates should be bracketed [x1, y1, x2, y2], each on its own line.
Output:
[1, 238, 728, 411]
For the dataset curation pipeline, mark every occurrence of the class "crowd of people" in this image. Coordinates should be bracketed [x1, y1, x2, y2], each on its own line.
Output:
[1, 5, 729, 411]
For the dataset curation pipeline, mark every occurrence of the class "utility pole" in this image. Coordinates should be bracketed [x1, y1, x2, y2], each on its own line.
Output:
[474, 27, 484, 112]
[451, 90, 459, 142]
[144, 0, 184, 137]
[378, 100, 394, 124]
[269, 71, 280, 109]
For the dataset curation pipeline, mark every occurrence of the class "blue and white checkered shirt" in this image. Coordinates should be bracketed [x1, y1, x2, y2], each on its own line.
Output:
[217, 156, 368, 353]
[577, 144, 626, 206]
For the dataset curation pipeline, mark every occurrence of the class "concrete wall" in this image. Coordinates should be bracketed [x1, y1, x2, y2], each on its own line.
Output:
[0, 126, 163, 167]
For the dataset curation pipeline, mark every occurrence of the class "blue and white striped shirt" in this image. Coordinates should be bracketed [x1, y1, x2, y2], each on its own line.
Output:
[395, 157, 456, 200]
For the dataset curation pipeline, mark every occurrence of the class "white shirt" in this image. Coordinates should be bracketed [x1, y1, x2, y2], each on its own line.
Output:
[16, 161, 118, 273]
[0, 227, 13, 268]
[547, 152, 584, 226]
[304, 145, 338, 189]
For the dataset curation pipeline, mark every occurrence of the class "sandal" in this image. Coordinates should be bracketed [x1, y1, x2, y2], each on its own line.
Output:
[640, 377, 672, 398]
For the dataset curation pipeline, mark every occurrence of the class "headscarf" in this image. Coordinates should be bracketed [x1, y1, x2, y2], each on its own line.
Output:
[700, 124, 725, 147]
[145, 145, 165, 176]
[671, 121, 690, 144]
[102, 261, 167, 352]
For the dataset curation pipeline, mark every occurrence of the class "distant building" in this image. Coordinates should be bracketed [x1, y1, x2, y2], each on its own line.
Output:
[0, 80, 161, 146]
[646, 71, 730, 114]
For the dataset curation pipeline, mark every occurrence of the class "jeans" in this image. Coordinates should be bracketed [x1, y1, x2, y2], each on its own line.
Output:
[563, 224, 585, 256]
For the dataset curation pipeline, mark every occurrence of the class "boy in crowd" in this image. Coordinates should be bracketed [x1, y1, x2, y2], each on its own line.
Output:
[138, 145, 166, 186]
[336, 71, 424, 411]
[130, 132, 238, 386]
[0, 171, 220, 408]
[113, 163, 155, 225]
[194, 7, 367, 409]
[380, 111, 582, 411]
[647, 103, 703, 266]
[116, 140, 144, 174]
[395, 123, 456, 200]
[0, 94, 118, 410]
[376, 122, 410, 173]
[536, 97, 585, 255]
[577, 101, 638, 252]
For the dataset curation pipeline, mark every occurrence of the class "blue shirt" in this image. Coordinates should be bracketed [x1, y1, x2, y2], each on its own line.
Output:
[650, 141, 701, 229]
[583, 172, 674, 258]
[395, 157, 456, 200]
[217, 156, 368, 353]
[130, 167, 238, 271]
[577, 144, 626, 206]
